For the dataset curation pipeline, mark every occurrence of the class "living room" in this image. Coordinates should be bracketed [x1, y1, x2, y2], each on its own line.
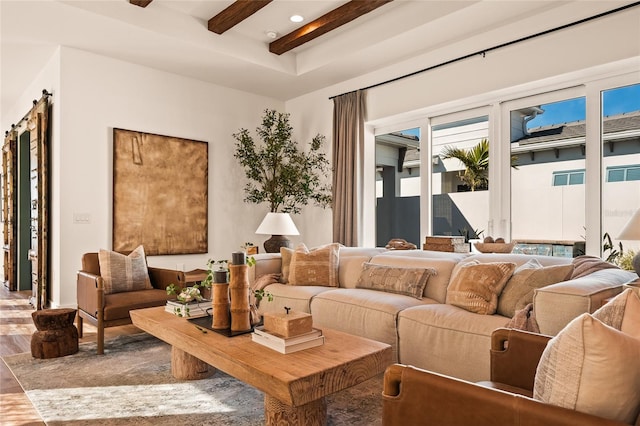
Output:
[1, 1, 639, 425]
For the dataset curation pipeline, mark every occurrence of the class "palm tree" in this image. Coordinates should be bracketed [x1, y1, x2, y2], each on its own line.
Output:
[441, 139, 489, 191]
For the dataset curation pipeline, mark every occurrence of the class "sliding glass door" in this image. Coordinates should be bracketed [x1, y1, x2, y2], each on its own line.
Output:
[601, 82, 640, 259]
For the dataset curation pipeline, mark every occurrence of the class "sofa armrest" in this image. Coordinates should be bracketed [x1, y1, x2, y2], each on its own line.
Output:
[148, 267, 185, 291]
[534, 268, 635, 335]
[248, 253, 282, 284]
[490, 328, 551, 391]
[77, 271, 103, 317]
[382, 364, 626, 426]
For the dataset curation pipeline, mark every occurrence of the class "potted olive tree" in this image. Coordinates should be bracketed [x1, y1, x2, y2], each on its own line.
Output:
[233, 109, 332, 252]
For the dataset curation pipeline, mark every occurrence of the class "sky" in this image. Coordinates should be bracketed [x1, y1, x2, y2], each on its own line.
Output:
[527, 83, 640, 129]
[397, 83, 640, 137]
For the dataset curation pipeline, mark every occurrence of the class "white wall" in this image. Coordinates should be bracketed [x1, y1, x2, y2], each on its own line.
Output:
[43, 47, 283, 308]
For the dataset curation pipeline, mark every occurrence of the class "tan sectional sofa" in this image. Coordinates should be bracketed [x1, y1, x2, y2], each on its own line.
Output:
[250, 247, 635, 382]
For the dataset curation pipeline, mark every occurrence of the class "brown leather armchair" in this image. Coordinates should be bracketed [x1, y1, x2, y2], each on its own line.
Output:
[77, 252, 185, 354]
[382, 328, 631, 426]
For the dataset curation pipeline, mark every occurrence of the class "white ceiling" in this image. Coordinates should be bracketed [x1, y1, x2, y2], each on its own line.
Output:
[1, 0, 635, 115]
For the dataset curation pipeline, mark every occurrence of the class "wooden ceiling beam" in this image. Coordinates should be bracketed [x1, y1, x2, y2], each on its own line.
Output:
[129, 0, 153, 8]
[208, 0, 273, 35]
[269, 0, 393, 55]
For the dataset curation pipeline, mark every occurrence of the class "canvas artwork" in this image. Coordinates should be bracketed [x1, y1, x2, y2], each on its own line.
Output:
[112, 128, 208, 255]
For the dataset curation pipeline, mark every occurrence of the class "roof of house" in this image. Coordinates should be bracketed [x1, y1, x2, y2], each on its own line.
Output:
[517, 110, 640, 145]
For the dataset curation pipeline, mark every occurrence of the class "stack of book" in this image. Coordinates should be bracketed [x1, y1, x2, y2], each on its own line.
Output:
[251, 325, 324, 354]
[423, 236, 470, 253]
[165, 299, 211, 319]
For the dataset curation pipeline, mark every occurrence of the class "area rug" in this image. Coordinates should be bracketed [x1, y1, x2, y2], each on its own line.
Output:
[2, 333, 383, 425]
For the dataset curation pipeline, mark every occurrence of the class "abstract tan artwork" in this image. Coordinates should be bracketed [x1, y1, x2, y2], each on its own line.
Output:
[113, 128, 208, 255]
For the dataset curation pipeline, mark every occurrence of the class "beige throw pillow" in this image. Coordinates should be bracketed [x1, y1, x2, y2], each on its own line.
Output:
[288, 243, 340, 287]
[497, 259, 574, 318]
[446, 261, 516, 315]
[592, 288, 640, 340]
[356, 263, 436, 299]
[279, 247, 294, 284]
[533, 313, 640, 424]
[98, 245, 152, 294]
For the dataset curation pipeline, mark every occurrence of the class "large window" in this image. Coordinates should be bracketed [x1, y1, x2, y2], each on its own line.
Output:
[369, 68, 638, 257]
[431, 113, 489, 241]
[601, 83, 640, 256]
[375, 128, 421, 247]
[509, 94, 587, 248]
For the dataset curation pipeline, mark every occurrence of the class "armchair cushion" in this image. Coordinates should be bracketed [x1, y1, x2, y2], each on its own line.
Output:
[98, 245, 152, 294]
[533, 313, 640, 424]
[593, 288, 640, 339]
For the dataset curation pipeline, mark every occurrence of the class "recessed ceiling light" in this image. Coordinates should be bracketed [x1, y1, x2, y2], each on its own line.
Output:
[265, 31, 278, 39]
[290, 15, 304, 23]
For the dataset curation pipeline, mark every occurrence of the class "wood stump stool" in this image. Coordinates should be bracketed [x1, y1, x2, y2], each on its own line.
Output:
[31, 308, 79, 359]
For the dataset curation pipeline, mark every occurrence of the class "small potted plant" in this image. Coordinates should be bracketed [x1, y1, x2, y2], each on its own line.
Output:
[165, 281, 210, 317]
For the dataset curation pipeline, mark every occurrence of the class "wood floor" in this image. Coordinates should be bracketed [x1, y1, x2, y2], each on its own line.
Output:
[0, 286, 140, 425]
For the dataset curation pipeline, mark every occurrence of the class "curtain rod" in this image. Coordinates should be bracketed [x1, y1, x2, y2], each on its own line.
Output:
[4, 89, 52, 136]
[329, 1, 640, 100]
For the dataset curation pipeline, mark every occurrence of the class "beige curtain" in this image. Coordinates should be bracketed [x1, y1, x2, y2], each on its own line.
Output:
[332, 90, 366, 246]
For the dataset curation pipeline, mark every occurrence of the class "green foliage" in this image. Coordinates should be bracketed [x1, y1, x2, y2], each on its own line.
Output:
[442, 139, 490, 191]
[616, 249, 636, 271]
[603, 232, 624, 263]
[458, 227, 484, 243]
[441, 139, 518, 191]
[233, 109, 332, 214]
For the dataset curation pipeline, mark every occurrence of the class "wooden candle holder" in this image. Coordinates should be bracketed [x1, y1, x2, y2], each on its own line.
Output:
[211, 283, 230, 330]
[229, 264, 251, 332]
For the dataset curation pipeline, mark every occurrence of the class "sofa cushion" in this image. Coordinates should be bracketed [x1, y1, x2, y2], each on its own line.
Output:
[279, 247, 294, 284]
[368, 254, 460, 303]
[356, 263, 436, 299]
[310, 288, 433, 362]
[337, 247, 387, 288]
[446, 261, 516, 315]
[255, 283, 331, 315]
[397, 304, 510, 382]
[288, 243, 340, 287]
[497, 259, 574, 318]
[98, 245, 152, 294]
[533, 313, 640, 424]
[592, 288, 640, 339]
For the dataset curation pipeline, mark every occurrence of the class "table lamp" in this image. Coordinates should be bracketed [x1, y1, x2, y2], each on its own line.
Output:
[256, 212, 300, 253]
[617, 208, 640, 277]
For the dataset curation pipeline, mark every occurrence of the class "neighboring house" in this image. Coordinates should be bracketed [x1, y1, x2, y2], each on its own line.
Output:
[375, 111, 640, 254]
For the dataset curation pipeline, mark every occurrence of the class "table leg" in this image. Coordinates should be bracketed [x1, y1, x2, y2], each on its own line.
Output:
[171, 346, 214, 380]
[264, 394, 327, 426]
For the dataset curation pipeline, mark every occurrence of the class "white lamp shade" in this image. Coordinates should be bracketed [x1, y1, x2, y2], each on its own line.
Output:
[255, 212, 300, 236]
[618, 208, 640, 240]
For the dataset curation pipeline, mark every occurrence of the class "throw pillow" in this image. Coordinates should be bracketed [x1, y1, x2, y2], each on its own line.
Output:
[98, 245, 152, 294]
[355, 263, 436, 299]
[497, 259, 574, 318]
[592, 288, 640, 340]
[445, 261, 516, 315]
[288, 243, 340, 287]
[533, 313, 640, 424]
[279, 247, 294, 284]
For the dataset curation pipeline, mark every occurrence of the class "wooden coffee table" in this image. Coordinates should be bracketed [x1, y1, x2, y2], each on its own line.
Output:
[130, 306, 392, 425]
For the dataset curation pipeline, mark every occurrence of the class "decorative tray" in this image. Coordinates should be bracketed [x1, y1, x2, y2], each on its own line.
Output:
[187, 316, 257, 337]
